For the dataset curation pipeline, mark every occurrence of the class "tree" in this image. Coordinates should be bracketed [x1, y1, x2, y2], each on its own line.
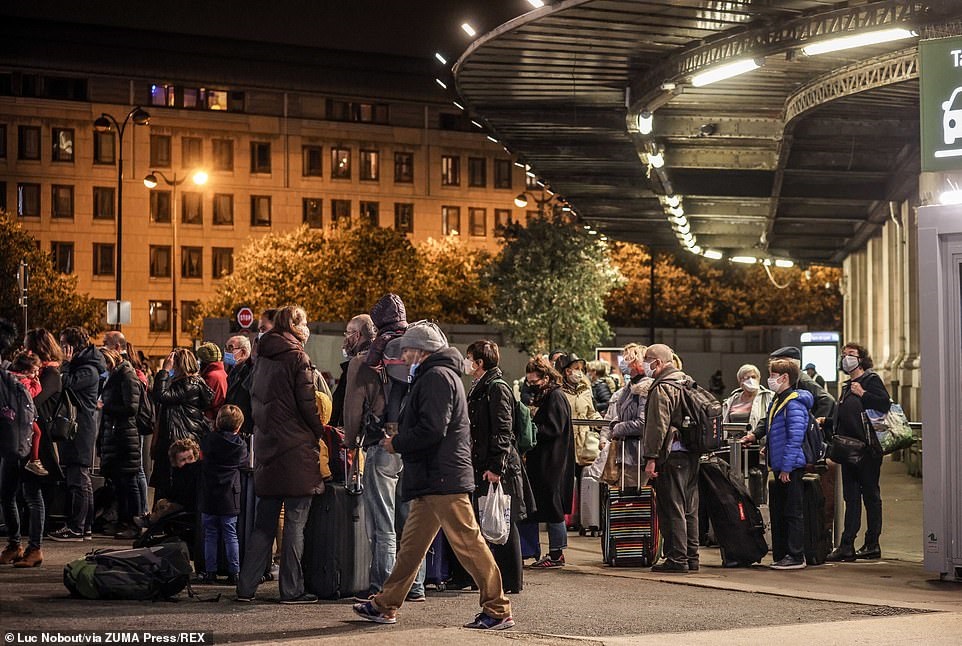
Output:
[0, 210, 104, 335]
[485, 212, 623, 356]
[412, 236, 492, 323]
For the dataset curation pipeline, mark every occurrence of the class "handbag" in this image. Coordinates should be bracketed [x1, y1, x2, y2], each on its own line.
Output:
[827, 434, 866, 466]
[43, 386, 78, 442]
[865, 403, 913, 455]
[601, 439, 621, 486]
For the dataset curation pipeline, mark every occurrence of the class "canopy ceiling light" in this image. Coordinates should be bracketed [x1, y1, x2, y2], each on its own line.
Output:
[453, 101, 464, 110]
[435, 78, 447, 89]
[667, 205, 684, 217]
[434, 52, 447, 64]
[939, 189, 962, 205]
[665, 194, 681, 208]
[637, 110, 653, 135]
[646, 151, 665, 168]
[461, 23, 476, 37]
[801, 27, 916, 56]
[702, 249, 724, 260]
[731, 255, 758, 264]
[691, 58, 762, 88]
[774, 259, 795, 268]
[526, 0, 545, 7]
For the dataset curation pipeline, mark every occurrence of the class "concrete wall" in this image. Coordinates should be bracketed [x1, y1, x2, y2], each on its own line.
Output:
[842, 200, 921, 420]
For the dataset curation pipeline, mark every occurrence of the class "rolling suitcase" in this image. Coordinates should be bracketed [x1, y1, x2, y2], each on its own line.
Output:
[518, 521, 541, 560]
[699, 457, 768, 566]
[424, 530, 450, 590]
[603, 486, 659, 567]
[302, 483, 370, 599]
[578, 471, 603, 537]
[769, 473, 831, 565]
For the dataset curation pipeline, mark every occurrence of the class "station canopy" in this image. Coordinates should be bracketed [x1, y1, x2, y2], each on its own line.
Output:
[453, 0, 962, 266]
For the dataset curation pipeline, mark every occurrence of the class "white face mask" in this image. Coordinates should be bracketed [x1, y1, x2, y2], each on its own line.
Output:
[642, 361, 655, 379]
[741, 377, 759, 392]
[463, 357, 476, 375]
[569, 370, 584, 383]
[767, 376, 784, 393]
[841, 355, 860, 374]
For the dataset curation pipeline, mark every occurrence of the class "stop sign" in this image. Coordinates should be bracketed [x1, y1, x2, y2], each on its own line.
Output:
[236, 307, 255, 329]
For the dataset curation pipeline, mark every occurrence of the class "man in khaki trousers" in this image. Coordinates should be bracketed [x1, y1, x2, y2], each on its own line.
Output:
[353, 321, 514, 630]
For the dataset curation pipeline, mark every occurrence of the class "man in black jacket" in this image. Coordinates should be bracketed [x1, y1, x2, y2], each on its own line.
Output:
[353, 321, 514, 631]
[224, 335, 254, 437]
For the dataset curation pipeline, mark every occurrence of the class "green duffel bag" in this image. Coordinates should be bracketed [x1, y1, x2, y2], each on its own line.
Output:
[63, 540, 192, 600]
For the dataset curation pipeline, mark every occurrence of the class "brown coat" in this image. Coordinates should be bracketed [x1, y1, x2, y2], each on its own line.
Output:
[642, 367, 688, 463]
[250, 330, 325, 497]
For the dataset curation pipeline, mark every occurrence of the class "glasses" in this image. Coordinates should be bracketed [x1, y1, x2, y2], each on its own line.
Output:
[343, 330, 359, 337]
[225, 346, 237, 352]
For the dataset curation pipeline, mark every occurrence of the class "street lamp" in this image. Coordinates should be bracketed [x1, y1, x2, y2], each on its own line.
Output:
[143, 169, 208, 349]
[513, 189, 560, 216]
[93, 106, 150, 329]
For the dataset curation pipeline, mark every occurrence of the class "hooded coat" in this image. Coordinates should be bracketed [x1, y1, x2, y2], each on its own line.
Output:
[766, 388, 815, 473]
[392, 347, 475, 501]
[525, 384, 574, 523]
[200, 360, 228, 421]
[200, 428, 249, 515]
[561, 378, 603, 465]
[99, 361, 143, 477]
[250, 329, 325, 498]
[150, 370, 214, 493]
[60, 344, 107, 467]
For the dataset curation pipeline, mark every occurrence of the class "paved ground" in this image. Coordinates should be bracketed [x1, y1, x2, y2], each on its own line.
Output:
[2, 531, 959, 645]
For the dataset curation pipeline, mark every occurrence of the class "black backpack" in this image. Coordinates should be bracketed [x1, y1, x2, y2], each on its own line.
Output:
[64, 541, 193, 600]
[0, 369, 35, 458]
[801, 412, 826, 465]
[135, 380, 156, 436]
[663, 377, 724, 454]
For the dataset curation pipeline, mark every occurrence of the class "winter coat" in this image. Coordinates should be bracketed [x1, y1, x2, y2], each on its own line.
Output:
[344, 351, 389, 449]
[225, 359, 254, 436]
[722, 387, 774, 431]
[250, 330, 325, 498]
[591, 377, 614, 414]
[562, 378, 603, 466]
[29, 363, 64, 480]
[525, 384, 574, 523]
[609, 377, 654, 475]
[393, 347, 475, 502]
[642, 367, 689, 463]
[149, 370, 213, 493]
[766, 388, 814, 474]
[168, 461, 201, 512]
[824, 371, 891, 442]
[200, 429, 249, 515]
[201, 361, 228, 421]
[99, 361, 143, 477]
[330, 358, 350, 428]
[753, 372, 835, 442]
[59, 344, 106, 467]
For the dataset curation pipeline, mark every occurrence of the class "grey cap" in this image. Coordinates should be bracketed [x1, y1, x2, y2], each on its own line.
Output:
[400, 320, 448, 352]
[770, 346, 801, 361]
[804, 362, 817, 370]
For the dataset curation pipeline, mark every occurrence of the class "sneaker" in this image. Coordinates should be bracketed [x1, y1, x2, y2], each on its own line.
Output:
[528, 554, 565, 569]
[195, 572, 217, 584]
[84, 531, 93, 541]
[24, 460, 48, 477]
[353, 592, 376, 603]
[280, 593, 318, 604]
[463, 612, 515, 630]
[353, 600, 397, 624]
[0, 543, 24, 565]
[48, 527, 84, 542]
[651, 560, 688, 573]
[235, 594, 255, 603]
[770, 556, 807, 570]
[405, 592, 426, 603]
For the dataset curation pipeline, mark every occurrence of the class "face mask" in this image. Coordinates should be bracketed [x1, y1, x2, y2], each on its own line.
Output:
[341, 348, 350, 360]
[257, 332, 265, 340]
[569, 370, 584, 382]
[168, 369, 176, 378]
[408, 362, 420, 382]
[841, 355, 860, 374]
[526, 380, 543, 391]
[299, 326, 310, 344]
[767, 376, 784, 393]
[223, 352, 236, 368]
[642, 361, 655, 379]
[342, 334, 358, 358]
[618, 360, 629, 375]
[463, 357, 476, 375]
[741, 378, 759, 392]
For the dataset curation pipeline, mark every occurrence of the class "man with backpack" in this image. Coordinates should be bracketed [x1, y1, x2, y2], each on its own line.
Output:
[641, 343, 700, 573]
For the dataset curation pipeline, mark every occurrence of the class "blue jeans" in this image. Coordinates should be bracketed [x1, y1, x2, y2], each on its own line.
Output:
[136, 437, 149, 516]
[363, 444, 425, 596]
[202, 513, 239, 575]
[65, 464, 93, 534]
[1, 455, 45, 549]
[547, 522, 568, 552]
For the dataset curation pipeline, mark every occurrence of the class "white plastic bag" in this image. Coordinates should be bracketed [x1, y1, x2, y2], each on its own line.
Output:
[585, 441, 610, 480]
[478, 481, 511, 545]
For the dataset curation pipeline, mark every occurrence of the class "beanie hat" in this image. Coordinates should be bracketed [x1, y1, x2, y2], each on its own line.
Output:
[370, 293, 407, 331]
[400, 320, 448, 353]
[770, 346, 801, 361]
[196, 342, 222, 364]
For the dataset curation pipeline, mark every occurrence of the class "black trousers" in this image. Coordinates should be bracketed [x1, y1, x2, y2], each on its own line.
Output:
[840, 455, 882, 547]
[652, 452, 700, 566]
[449, 487, 523, 593]
[770, 468, 805, 561]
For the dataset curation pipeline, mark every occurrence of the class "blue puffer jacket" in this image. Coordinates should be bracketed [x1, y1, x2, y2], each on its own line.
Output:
[766, 388, 814, 474]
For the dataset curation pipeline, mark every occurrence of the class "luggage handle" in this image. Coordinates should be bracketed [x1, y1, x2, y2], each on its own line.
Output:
[619, 437, 643, 491]
[346, 446, 363, 496]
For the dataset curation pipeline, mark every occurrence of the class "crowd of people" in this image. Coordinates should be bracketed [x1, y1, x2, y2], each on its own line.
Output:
[0, 302, 893, 629]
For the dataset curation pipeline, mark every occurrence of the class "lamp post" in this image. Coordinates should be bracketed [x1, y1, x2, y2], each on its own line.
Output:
[93, 107, 150, 329]
[143, 169, 208, 349]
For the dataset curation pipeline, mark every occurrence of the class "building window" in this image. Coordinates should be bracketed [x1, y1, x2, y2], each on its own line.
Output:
[149, 245, 171, 278]
[495, 208, 511, 230]
[93, 187, 115, 220]
[180, 301, 197, 333]
[182, 136, 203, 168]
[51, 128, 74, 162]
[212, 193, 233, 225]
[251, 195, 271, 227]
[150, 134, 171, 167]
[359, 201, 379, 227]
[212, 247, 233, 278]
[360, 150, 379, 181]
[494, 159, 512, 189]
[51, 241, 74, 274]
[303, 198, 323, 228]
[394, 152, 413, 183]
[331, 147, 351, 179]
[441, 156, 460, 186]
[526, 173, 539, 190]
[327, 100, 389, 124]
[51, 185, 74, 219]
[94, 131, 115, 164]
[469, 207, 487, 237]
[150, 190, 172, 223]
[0, 124, 6, 159]
[17, 183, 40, 217]
[302, 145, 323, 177]
[212, 139, 233, 171]
[394, 203, 414, 233]
[18, 126, 40, 160]
[181, 192, 203, 225]
[150, 84, 175, 107]
[250, 142, 271, 174]
[331, 199, 351, 229]
[0, 182, 5, 211]
[442, 206, 460, 236]
[181, 246, 203, 279]
[93, 243, 115, 276]
[468, 157, 486, 187]
[149, 300, 171, 333]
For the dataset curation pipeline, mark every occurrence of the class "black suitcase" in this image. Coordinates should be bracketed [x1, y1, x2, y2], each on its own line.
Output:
[770, 473, 831, 565]
[698, 457, 768, 566]
[302, 484, 370, 599]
